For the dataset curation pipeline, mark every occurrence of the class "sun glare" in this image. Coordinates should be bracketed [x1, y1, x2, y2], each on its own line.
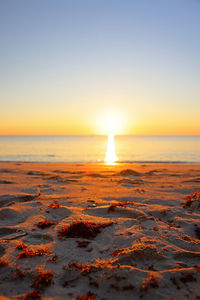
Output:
[97, 110, 121, 163]
[97, 109, 124, 135]
[105, 133, 118, 164]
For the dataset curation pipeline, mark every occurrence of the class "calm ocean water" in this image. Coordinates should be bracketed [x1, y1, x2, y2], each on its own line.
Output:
[0, 135, 199, 163]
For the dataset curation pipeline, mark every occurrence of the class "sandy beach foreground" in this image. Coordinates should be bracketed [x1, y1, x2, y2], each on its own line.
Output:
[0, 162, 200, 300]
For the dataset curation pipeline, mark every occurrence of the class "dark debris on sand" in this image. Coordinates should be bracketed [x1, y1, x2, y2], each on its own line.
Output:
[37, 220, 57, 229]
[58, 221, 114, 239]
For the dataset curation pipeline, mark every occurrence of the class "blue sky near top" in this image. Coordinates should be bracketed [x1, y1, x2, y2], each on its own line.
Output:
[0, 0, 200, 135]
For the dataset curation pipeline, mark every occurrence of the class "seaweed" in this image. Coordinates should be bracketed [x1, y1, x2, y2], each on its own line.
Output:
[48, 200, 60, 209]
[0, 259, 9, 267]
[194, 264, 200, 270]
[108, 201, 136, 212]
[141, 275, 159, 291]
[17, 248, 50, 259]
[16, 242, 28, 250]
[58, 221, 113, 239]
[47, 254, 58, 262]
[183, 191, 200, 208]
[68, 262, 97, 274]
[76, 241, 91, 248]
[32, 270, 54, 289]
[37, 220, 57, 229]
[14, 266, 25, 277]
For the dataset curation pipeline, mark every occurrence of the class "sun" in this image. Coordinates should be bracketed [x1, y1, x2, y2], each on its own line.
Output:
[96, 109, 124, 135]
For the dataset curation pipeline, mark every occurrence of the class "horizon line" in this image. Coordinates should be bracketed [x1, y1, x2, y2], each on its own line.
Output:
[0, 134, 199, 137]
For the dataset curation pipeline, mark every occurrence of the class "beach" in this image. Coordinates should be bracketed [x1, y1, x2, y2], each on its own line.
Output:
[0, 162, 200, 299]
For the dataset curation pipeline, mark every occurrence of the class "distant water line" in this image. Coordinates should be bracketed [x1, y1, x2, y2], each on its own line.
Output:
[0, 135, 199, 163]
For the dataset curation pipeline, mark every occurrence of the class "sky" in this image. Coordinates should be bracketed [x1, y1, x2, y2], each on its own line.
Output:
[0, 0, 200, 135]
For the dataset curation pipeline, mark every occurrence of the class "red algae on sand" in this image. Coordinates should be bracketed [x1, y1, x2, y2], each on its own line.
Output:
[16, 242, 28, 250]
[17, 248, 50, 259]
[194, 264, 200, 270]
[32, 270, 54, 289]
[48, 200, 60, 209]
[183, 191, 200, 208]
[14, 267, 25, 278]
[58, 221, 114, 239]
[108, 201, 137, 212]
[0, 259, 9, 267]
[76, 291, 95, 300]
[36, 219, 57, 229]
[141, 274, 159, 291]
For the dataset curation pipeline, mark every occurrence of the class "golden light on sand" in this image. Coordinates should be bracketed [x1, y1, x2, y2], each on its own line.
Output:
[105, 133, 118, 164]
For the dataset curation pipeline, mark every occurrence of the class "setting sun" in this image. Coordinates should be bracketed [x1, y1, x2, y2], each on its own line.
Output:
[96, 110, 125, 135]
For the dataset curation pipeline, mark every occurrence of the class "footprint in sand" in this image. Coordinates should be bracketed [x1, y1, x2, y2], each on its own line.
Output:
[47, 206, 72, 221]
[24, 233, 53, 245]
[21, 188, 39, 195]
[0, 204, 34, 226]
[0, 180, 13, 184]
[47, 175, 79, 184]
[0, 169, 16, 174]
[27, 170, 48, 176]
[83, 206, 147, 219]
[114, 243, 166, 270]
[0, 194, 37, 206]
[118, 178, 145, 187]
[183, 177, 200, 183]
[173, 250, 200, 260]
[0, 227, 26, 240]
[0, 207, 29, 225]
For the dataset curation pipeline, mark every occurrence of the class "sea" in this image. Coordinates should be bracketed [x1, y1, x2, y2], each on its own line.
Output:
[0, 135, 199, 164]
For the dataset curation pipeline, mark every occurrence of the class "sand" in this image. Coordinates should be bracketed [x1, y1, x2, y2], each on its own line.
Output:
[0, 162, 200, 300]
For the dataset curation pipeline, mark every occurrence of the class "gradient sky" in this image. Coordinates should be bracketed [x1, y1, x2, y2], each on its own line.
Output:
[0, 0, 200, 135]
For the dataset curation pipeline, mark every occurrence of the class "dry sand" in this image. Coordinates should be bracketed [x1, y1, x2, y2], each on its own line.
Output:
[0, 162, 200, 299]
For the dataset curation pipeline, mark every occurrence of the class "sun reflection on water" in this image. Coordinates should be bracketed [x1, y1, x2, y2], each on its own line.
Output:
[105, 133, 118, 164]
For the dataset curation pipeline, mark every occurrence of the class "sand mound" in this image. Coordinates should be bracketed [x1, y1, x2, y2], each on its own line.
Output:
[115, 243, 166, 267]
[84, 206, 147, 219]
[117, 169, 141, 176]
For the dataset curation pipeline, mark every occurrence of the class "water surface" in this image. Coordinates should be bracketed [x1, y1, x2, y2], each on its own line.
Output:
[0, 135, 199, 163]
